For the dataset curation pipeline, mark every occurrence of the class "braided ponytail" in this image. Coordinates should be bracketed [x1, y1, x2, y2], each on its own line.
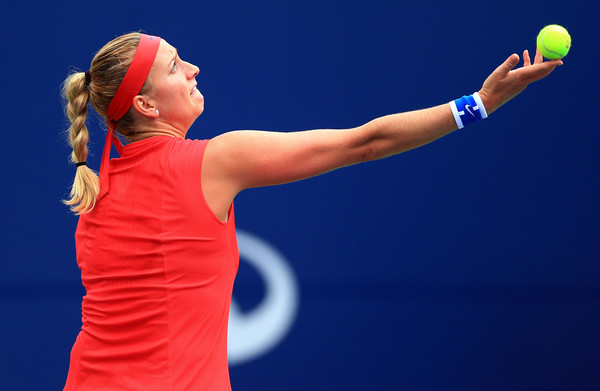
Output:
[62, 71, 99, 214]
[62, 33, 142, 214]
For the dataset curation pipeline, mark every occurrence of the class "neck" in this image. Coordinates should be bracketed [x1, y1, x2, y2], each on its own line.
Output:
[126, 120, 189, 143]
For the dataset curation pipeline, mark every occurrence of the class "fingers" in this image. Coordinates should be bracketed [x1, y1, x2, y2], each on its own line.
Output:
[523, 50, 531, 67]
[479, 49, 564, 114]
[505, 53, 520, 70]
[517, 60, 563, 83]
[525, 66, 556, 83]
[494, 53, 520, 77]
[534, 48, 543, 64]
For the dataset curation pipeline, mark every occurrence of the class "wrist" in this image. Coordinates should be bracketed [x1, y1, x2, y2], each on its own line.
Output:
[477, 89, 497, 115]
[449, 92, 488, 129]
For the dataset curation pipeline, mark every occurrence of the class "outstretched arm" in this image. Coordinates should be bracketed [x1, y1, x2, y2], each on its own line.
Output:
[202, 50, 562, 219]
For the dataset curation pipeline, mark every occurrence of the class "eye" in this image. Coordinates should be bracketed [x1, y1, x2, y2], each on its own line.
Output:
[171, 62, 177, 73]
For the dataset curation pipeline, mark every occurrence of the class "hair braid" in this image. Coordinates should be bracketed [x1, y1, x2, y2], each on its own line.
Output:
[61, 32, 142, 214]
[62, 71, 99, 214]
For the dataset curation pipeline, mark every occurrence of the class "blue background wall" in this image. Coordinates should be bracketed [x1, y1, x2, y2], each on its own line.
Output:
[1, 0, 598, 390]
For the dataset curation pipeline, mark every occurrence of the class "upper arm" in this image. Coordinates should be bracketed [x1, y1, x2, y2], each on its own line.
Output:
[202, 127, 371, 198]
[199, 106, 456, 219]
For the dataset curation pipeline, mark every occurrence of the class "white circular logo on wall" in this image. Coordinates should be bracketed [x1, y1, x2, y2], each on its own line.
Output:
[228, 230, 300, 365]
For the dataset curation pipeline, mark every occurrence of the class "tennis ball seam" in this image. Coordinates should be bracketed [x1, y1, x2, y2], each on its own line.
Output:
[540, 30, 563, 58]
[537, 25, 571, 59]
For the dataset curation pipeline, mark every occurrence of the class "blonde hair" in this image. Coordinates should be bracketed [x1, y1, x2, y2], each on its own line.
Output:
[62, 32, 148, 214]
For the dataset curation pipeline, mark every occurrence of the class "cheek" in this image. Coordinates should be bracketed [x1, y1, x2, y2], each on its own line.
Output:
[154, 81, 187, 104]
[153, 81, 197, 117]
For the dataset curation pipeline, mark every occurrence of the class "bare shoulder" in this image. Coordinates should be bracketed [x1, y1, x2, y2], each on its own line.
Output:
[201, 132, 248, 221]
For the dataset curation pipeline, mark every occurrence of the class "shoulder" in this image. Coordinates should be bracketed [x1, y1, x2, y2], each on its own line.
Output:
[172, 137, 210, 151]
[167, 138, 210, 160]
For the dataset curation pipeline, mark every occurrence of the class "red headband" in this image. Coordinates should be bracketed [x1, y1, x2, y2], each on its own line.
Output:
[98, 34, 161, 200]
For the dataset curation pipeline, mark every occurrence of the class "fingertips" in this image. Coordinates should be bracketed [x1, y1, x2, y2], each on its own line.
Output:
[505, 53, 520, 69]
[534, 48, 543, 64]
[523, 49, 531, 66]
[545, 59, 563, 68]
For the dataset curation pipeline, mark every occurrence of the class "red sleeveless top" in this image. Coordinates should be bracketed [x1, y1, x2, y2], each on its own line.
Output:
[64, 136, 239, 390]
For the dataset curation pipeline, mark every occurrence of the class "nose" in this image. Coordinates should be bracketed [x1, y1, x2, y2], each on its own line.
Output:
[186, 61, 199, 79]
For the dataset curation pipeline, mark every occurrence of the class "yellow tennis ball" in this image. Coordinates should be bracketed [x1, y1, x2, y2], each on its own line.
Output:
[537, 24, 571, 59]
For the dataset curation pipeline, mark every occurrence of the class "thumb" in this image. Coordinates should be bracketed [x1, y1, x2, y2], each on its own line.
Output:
[499, 53, 520, 74]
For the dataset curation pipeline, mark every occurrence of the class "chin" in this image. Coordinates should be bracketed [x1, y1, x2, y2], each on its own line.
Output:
[192, 96, 204, 114]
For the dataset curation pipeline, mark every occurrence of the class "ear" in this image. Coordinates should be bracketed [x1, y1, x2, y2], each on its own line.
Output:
[132, 95, 159, 118]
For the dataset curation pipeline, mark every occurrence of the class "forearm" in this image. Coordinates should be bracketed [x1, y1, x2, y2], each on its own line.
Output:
[357, 103, 458, 161]
[358, 50, 564, 162]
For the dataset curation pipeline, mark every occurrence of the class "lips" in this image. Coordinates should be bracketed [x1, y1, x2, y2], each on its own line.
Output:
[191, 86, 198, 95]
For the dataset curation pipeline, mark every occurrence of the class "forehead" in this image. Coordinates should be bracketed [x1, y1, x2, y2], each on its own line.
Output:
[155, 40, 177, 63]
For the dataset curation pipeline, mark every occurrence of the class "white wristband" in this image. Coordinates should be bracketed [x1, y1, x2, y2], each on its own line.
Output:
[449, 92, 488, 129]
[449, 100, 464, 129]
[472, 92, 488, 119]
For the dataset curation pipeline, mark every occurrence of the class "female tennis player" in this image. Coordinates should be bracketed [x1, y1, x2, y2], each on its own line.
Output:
[61, 32, 562, 390]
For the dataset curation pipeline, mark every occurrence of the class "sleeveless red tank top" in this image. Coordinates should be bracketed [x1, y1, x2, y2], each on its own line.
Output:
[64, 136, 239, 390]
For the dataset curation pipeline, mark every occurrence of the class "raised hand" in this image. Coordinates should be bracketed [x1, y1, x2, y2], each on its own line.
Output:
[478, 48, 563, 114]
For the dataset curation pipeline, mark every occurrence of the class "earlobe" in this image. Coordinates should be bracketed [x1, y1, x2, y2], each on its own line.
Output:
[132, 95, 159, 118]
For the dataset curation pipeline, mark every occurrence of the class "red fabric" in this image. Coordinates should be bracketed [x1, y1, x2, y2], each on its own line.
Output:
[64, 136, 239, 391]
[97, 131, 123, 201]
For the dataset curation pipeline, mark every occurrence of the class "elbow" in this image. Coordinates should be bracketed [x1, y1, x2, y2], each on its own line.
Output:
[360, 141, 379, 162]
[353, 125, 382, 163]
